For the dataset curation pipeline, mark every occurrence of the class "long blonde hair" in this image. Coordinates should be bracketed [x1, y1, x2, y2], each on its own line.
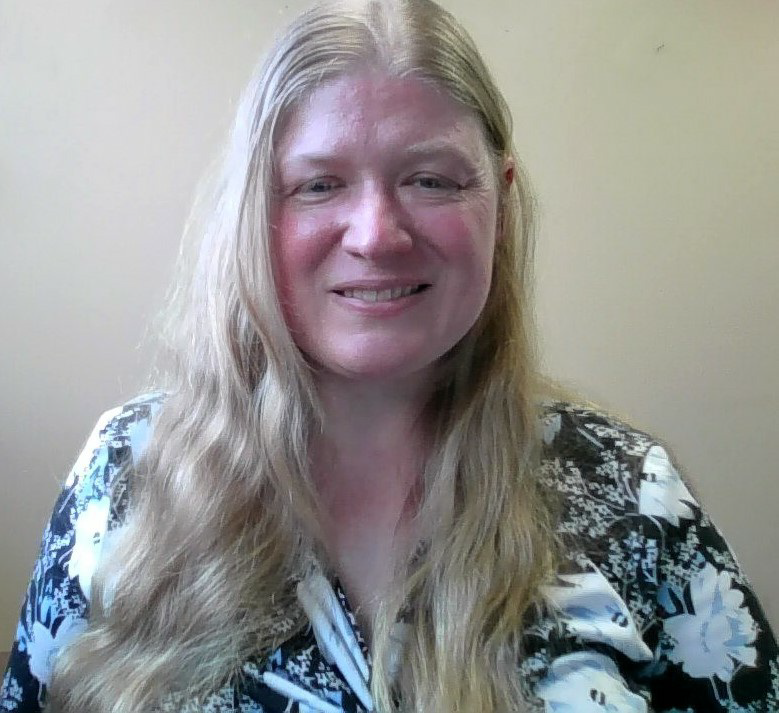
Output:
[48, 1, 559, 710]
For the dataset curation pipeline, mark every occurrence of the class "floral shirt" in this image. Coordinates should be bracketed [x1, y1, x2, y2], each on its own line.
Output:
[2, 393, 778, 712]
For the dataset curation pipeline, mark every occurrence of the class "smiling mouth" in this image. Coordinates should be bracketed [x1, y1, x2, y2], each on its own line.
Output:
[334, 285, 429, 303]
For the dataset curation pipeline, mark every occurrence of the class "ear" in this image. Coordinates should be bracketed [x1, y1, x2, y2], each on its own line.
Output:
[496, 156, 515, 242]
[503, 156, 515, 188]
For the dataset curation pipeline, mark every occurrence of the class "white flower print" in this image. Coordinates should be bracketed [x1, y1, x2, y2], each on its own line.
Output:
[67, 497, 111, 602]
[1, 668, 23, 707]
[536, 651, 648, 712]
[540, 413, 562, 445]
[543, 566, 653, 663]
[638, 445, 697, 526]
[64, 406, 120, 488]
[295, 572, 372, 711]
[663, 563, 758, 682]
[26, 616, 87, 686]
[5, 397, 777, 711]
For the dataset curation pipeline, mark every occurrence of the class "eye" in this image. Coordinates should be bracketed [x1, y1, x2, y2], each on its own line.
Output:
[287, 176, 346, 203]
[299, 177, 341, 194]
[408, 173, 460, 192]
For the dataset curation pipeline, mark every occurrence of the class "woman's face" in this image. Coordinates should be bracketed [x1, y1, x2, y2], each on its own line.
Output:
[272, 71, 502, 383]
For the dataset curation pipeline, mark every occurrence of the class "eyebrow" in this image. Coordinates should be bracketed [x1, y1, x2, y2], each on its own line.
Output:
[400, 139, 484, 165]
[280, 139, 486, 173]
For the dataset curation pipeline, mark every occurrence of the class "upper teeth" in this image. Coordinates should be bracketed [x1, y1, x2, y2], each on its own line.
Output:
[342, 286, 420, 302]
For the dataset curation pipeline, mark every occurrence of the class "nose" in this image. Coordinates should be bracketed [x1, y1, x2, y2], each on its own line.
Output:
[341, 182, 413, 258]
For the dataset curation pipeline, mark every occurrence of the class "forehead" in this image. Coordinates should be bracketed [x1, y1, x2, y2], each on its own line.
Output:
[275, 71, 492, 166]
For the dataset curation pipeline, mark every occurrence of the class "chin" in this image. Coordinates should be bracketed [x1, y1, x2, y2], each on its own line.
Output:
[317, 349, 440, 383]
[331, 361, 430, 382]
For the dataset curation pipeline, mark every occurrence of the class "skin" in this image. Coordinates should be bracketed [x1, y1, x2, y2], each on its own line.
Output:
[271, 70, 510, 636]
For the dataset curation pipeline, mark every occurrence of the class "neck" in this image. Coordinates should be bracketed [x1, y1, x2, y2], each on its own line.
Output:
[310, 370, 433, 502]
[309, 371, 433, 626]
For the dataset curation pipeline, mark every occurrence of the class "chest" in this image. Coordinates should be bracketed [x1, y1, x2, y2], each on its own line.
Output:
[330, 535, 393, 633]
[313, 461, 421, 636]
[321, 513, 412, 642]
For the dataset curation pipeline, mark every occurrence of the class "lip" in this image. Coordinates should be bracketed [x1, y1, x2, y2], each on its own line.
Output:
[331, 284, 430, 316]
[330, 279, 431, 292]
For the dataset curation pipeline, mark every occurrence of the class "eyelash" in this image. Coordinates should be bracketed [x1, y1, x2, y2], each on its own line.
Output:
[409, 174, 460, 191]
[291, 173, 462, 199]
[299, 178, 341, 194]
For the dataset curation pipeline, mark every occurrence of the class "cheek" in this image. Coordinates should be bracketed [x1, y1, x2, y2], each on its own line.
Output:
[271, 213, 315, 332]
[272, 210, 328, 305]
[415, 206, 496, 278]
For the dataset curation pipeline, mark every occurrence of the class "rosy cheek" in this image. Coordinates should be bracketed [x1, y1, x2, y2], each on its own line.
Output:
[414, 208, 491, 259]
[272, 208, 335, 319]
[271, 211, 305, 314]
[275, 207, 336, 259]
[276, 207, 323, 261]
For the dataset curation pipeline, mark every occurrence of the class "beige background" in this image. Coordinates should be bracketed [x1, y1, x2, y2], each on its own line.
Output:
[1, 0, 777, 649]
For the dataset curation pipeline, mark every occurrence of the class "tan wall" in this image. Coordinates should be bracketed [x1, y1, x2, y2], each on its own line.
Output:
[1, 0, 776, 649]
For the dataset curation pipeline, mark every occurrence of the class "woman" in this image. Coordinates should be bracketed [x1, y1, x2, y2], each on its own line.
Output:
[2, 0, 777, 711]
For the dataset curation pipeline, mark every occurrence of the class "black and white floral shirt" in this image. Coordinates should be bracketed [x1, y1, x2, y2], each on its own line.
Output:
[2, 393, 778, 711]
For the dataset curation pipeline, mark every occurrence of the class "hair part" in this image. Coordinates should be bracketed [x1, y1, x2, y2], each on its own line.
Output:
[47, 2, 559, 711]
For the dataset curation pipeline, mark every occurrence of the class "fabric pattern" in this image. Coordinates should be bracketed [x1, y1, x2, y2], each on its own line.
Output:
[2, 393, 777, 711]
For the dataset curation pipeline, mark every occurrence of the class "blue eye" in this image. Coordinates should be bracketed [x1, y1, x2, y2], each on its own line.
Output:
[302, 178, 337, 193]
[417, 176, 443, 189]
[411, 174, 459, 191]
[291, 177, 344, 202]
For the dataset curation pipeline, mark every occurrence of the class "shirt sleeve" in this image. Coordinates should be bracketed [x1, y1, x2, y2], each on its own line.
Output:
[1, 398, 155, 712]
[530, 404, 779, 713]
[638, 444, 779, 711]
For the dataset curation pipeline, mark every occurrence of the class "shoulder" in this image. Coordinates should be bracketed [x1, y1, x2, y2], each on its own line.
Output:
[60, 391, 166, 559]
[62, 390, 166, 598]
[64, 392, 166, 535]
[531, 401, 779, 710]
[524, 402, 679, 700]
[49, 392, 166, 604]
[538, 398, 660, 465]
[536, 399, 699, 578]
[537, 399, 691, 527]
[66, 391, 165, 490]
[1, 393, 167, 698]
[533, 400, 702, 660]
[46, 392, 167, 608]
